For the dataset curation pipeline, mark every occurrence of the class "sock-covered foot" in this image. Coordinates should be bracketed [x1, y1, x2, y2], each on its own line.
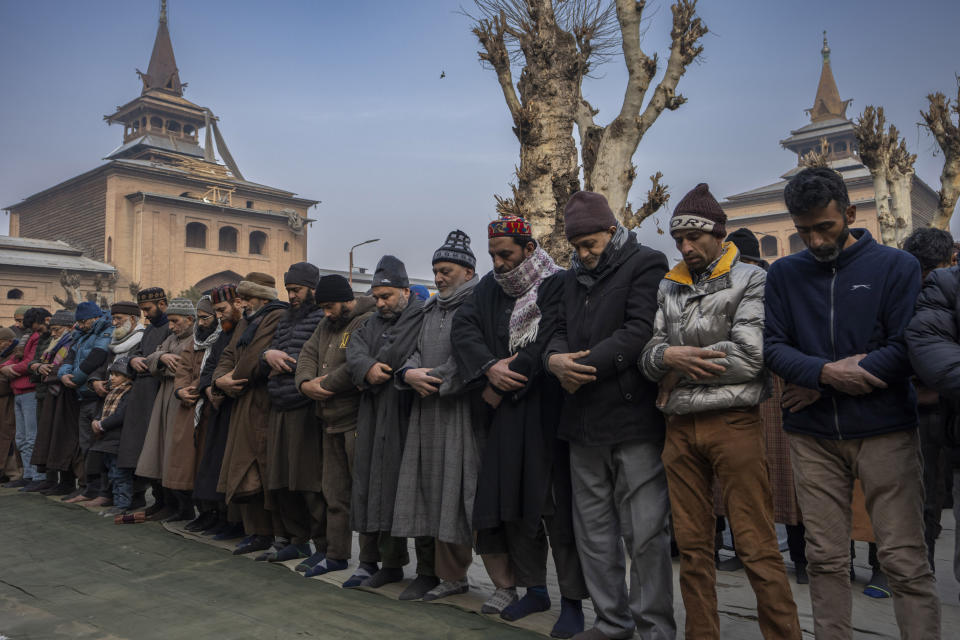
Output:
[255, 540, 286, 562]
[233, 535, 273, 556]
[863, 569, 891, 598]
[271, 543, 311, 563]
[305, 557, 348, 577]
[422, 578, 469, 602]
[213, 522, 245, 541]
[296, 551, 326, 573]
[481, 587, 518, 614]
[398, 574, 440, 601]
[343, 562, 379, 588]
[362, 567, 405, 589]
[501, 586, 550, 621]
[550, 597, 584, 638]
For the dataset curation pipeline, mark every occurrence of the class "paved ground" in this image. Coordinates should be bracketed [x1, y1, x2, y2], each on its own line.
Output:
[1, 488, 958, 639]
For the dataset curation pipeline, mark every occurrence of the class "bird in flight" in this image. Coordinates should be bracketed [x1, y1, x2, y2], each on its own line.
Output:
[440, 71, 446, 79]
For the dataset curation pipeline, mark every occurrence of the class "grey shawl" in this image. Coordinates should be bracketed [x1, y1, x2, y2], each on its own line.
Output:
[391, 277, 481, 544]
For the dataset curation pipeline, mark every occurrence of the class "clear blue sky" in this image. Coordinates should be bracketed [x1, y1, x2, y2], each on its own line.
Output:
[2, 0, 958, 278]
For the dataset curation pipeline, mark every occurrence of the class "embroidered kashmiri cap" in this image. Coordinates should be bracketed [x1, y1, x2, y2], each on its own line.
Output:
[136, 287, 167, 304]
[166, 298, 196, 318]
[488, 215, 532, 239]
[209, 284, 238, 304]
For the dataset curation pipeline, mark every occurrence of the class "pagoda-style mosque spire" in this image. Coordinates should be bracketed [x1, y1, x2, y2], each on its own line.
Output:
[806, 31, 851, 122]
[137, 0, 183, 95]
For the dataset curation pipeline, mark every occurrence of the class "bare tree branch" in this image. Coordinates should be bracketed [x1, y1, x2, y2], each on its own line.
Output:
[473, 12, 522, 125]
[854, 106, 914, 245]
[920, 80, 960, 229]
[623, 171, 670, 228]
[799, 138, 830, 168]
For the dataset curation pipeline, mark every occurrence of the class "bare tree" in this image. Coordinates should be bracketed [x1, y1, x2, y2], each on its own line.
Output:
[920, 79, 960, 230]
[53, 271, 82, 311]
[853, 106, 915, 246]
[470, 0, 706, 260]
[799, 138, 830, 169]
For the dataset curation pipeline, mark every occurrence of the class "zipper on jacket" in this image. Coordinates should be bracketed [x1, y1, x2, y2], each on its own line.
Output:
[829, 265, 842, 440]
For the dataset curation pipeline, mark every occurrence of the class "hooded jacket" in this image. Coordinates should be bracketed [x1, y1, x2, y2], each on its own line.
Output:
[547, 229, 668, 444]
[58, 313, 114, 400]
[764, 229, 920, 439]
[641, 242, 768, 415]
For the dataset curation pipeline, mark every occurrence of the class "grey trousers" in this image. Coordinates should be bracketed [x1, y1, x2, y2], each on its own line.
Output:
[570, 439, 676, 640]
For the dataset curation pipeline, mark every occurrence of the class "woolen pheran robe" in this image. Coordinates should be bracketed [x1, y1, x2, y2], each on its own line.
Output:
[118, 319, 172, 469]
[136, 330, 192, 481]
[347, 298, 424, 534]
[391, 278, 484, 546]
[214, 302, 287, 502]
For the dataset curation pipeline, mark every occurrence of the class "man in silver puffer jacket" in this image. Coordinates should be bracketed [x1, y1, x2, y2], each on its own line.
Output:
[640, 183, 799, 640]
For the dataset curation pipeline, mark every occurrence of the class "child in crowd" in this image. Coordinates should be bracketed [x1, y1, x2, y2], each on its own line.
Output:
[90, 356, 135, 517]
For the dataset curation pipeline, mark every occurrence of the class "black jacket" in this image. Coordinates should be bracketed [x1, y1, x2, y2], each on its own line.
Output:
[266, 304, 324, 411]
[88, 391, 130, 456]
[547, 233, 668, 445]
[905, 266, 960, 468]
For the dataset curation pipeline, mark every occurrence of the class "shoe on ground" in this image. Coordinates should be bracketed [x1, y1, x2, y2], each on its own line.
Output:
[716, 555, 744, 572]
[21, 479, 54, 493]
[795, 562, 809, 585]
[3, 478, 30, 489]
[161, 510, 195, 524]
[270, 543, 310, 563]
[422, 578, 469, 602]
[296, 551, 326, 573]
[481, 587, 518, 614]
[143, 501, 167, 518]
[398, 574, 440, 601]
[343, 562, 379, 589]
[184, 511, 218, 532]
[362, 567, 405, 589]
[233, 535, 273, 556]
[863, 569, 892, 598]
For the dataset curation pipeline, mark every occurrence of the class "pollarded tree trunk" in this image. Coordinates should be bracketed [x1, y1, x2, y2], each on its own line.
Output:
[472, 1, 706, 262]
[854, 106, 910, 246]
[921, 84, 960, 230]
[888, 145, 915, 245]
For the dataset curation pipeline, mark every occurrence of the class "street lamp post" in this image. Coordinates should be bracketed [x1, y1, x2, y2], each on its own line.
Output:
[349, 238, 380, 285]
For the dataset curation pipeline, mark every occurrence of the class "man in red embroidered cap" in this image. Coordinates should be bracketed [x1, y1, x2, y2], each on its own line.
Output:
[452, 215, 589, 638]
[641, 184, 800, 639]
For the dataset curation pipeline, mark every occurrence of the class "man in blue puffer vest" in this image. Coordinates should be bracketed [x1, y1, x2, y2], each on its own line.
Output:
[764, 167, 940, 639]
[58, 301, 114, 501]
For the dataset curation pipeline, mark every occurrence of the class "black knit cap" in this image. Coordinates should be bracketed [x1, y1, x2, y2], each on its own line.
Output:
[432, 230, 476, 269]
[371, 255, 409, 288]
[284, 262, 320, 289]
[315, 275, 354, 303]
[109, 355, 135, 378]
[671, 183, 727, 238]
[50, 309, 74, 327]
[725, 228, 762, 261]
[110, 300, 141, 317]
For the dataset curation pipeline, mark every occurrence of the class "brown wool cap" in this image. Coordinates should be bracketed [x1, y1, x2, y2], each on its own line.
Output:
[237, 272, 278, 300]
[563, 191, 618, 240]
[0, 327, 15, 341]
[110, 300, 141, 317]
[671, 183, 727, 238]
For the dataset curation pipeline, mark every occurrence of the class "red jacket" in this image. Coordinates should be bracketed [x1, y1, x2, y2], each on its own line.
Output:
[2, 331, 40, 395]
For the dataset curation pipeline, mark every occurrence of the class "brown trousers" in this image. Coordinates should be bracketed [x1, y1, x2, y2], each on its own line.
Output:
[789, 430, 941, 639]
[323, 429, 377, 563]
[436, 541, 473, 582]
[664, 407, 800, 640]
[271, 488, 327, 547]
[239, 492, 272, 536]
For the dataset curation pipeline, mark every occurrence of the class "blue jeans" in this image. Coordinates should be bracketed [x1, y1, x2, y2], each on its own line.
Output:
[103, 453, 133, 509]
[14, 392, 38, 481]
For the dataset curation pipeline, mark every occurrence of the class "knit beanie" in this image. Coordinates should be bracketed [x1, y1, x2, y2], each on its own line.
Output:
[0, 327, 15, 341]
[110, 300, 141, 318]
[237, 272, 278, 301]
[409, 284, 430, 301]
[315, 275, 354, 303]
[725, 228, 762, 261]
[74, 301, 102, 322]
[166, 297, 196, 318]
[136, 287, 167, 304]
[671, 183, 727, 238]
[50, 309, 74, 327]
[488, 215, 532, 239]
[564, 191, 618, 240]
[196, 295, 215, 316]
[284, 262, 320, 289]
[109, 355, 135, 378]
[432, 230, 476, 269]
[371, 255, 409, 288]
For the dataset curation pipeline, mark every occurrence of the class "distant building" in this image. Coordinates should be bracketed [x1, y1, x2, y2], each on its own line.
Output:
[722, 34, 938, 260]
[3, 2, 317, 314]
[0, 236, 115, 321]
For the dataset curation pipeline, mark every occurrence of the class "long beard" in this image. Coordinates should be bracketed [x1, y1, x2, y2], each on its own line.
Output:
[113, 322, 132, 340]
[220, 318, 236, 332]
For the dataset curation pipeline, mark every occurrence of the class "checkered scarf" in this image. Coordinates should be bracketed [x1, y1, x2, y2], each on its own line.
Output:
[101, 380, 132, 420]
[493, 245, 561, 353]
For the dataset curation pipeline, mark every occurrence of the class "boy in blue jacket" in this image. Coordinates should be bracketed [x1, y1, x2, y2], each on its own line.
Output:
[764, 167, 940, 639]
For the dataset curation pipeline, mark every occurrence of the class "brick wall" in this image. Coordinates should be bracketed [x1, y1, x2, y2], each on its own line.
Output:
[13, 174, 107, 259]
